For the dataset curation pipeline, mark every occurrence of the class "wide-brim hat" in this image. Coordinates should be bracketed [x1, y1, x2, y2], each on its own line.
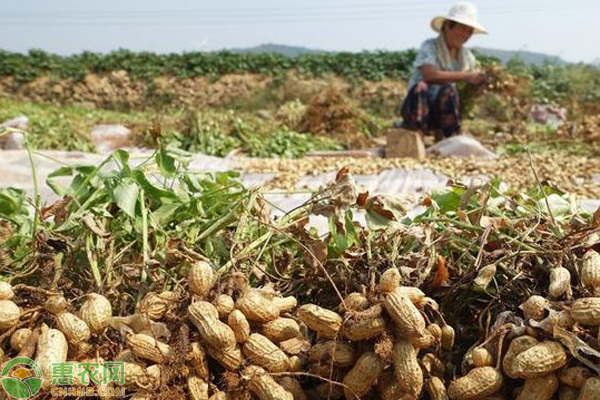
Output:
[430, 2, 487, 34]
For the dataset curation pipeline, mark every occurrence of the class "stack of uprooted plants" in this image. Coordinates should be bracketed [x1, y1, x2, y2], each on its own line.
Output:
[1, 151, 600, 400]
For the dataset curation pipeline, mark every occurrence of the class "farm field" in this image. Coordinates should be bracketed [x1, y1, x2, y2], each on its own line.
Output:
[1, 49, 600, 399]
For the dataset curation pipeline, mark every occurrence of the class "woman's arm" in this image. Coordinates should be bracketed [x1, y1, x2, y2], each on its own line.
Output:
[420, 64, 485, 85]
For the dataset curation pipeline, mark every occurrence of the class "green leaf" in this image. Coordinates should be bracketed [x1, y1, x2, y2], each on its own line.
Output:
[344, 210, 358, 247]
[23, 377, 43, 396]
[152, 203, 180, 225]
[327, 216, 349, 255]
[431, 190, 463, 214]
[113, 179, 139, 219]
[47, 165, 74, 178]
[46, 166, 74, 196]
[156, 147, 176, 177]
[0, 188, 28, 218]
[131, 170, 177, 201]
[1, 377, 31, 398]
[113, 149, 131, 174]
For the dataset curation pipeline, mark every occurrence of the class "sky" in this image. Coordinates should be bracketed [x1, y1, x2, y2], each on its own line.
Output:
[1, 0, 599, 64]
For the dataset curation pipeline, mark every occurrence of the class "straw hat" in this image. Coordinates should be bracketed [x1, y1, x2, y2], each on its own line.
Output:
[430, 2, 487, 34]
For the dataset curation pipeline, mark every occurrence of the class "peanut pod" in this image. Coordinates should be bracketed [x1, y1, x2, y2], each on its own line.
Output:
[245, 365, 293, 400]
[447, 367, 503, 400]
[297, 304, 342, 339]
[188, 301, 237, 349]
[342, 352, 383, 400]
[243, 333, 289, 372]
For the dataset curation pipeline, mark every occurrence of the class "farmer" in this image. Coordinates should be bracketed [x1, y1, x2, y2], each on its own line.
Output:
[397, 2, 487, 142]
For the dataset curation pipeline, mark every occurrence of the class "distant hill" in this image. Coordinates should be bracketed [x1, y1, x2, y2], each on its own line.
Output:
[473, 47, 568, 66]
[228, 43, 569, 66]
[228, 43, 329, 58]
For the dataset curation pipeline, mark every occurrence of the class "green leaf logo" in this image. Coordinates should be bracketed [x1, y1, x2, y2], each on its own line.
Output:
[1, 357, 43, 399]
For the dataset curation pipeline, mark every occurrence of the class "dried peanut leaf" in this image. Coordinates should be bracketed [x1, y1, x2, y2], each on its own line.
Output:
[553, 326, 600, 374]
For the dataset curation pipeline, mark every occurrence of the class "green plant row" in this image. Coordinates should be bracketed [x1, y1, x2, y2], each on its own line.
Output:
[0, 49, 425, 82]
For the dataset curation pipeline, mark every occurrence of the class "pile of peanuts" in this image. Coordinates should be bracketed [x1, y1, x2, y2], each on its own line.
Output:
[2, 250, 600, 400]
[447, 248, 600, 400]
[0, 261, 457, 400]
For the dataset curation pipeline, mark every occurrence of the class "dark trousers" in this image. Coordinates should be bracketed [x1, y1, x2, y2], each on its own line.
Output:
[399, 82, 462, 141]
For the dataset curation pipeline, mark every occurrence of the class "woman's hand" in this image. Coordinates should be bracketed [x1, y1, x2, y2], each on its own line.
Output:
[464, 71, 486, 85]
[420, 65, 486, 86]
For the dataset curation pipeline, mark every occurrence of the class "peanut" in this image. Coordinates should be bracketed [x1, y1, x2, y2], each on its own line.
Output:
[297, 304, 342, 339]
[384, 289, 426, 342]
[581, 249, 600, 296]
[339, 292, 369, 312]
[447, 367, 503, 400]
[278, 377, 308, 400]
[35, 324, 68, 389]
[10, 328, 32, 351]
[569, 297, 600, 325]
[473, 264, 497, 292]
[549, 267, 572, 298]
[395, 286, 426, 305]
[0, 299, 20, 330]
[342, 316, 386, 341]
[427, 323, 443, 343]
[243, 333, 289, 372]
[441, 325, 456, 351]
[578, 377, 600, 400]
[471, 347, 494, 368]
[188, 373, 209, 400]
[309, 341, 356, 367]
[512, 341, 567, 379]
[136, 292, 178, 320]
[126, 333, 175, 364]
[236, 290, 280, 322]
[519, 295, 549, 321]
[122, 362, 152, 388]
[262, 317, 301, 343]
[536, 309, 574, 333]
[280, 338, 311, 355]
[558, 366, 593, 389]
[44, 294, 68, 314]
[188, 260, 216, 297]
[273, 296, 297, 313]
[378, 373, 405, 400]
[392, 340, 423, 398]
[502, 335, 539, 379]
[79, 293, 112, 333]
[245, 365, 293, 400]
[214, 294, 235, 318]
[380, 268, 401, 293]
[342, 352, 383, 399]
[207, 344, 244, 370]
[288, 355, 305, 372]
[56, 311, 91, 344]
[188, 301, 237, 349]
[427, 376, 449, 400]
[410, 328, 436, 349]
[227, 309, 251, 343]
[188, 342, 209, 380]
[515, 374, 558, 400]
[0, 281, 14, 300]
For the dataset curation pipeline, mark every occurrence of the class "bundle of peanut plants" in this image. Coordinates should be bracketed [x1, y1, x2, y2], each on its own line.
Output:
[0, 148, 599, 399]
